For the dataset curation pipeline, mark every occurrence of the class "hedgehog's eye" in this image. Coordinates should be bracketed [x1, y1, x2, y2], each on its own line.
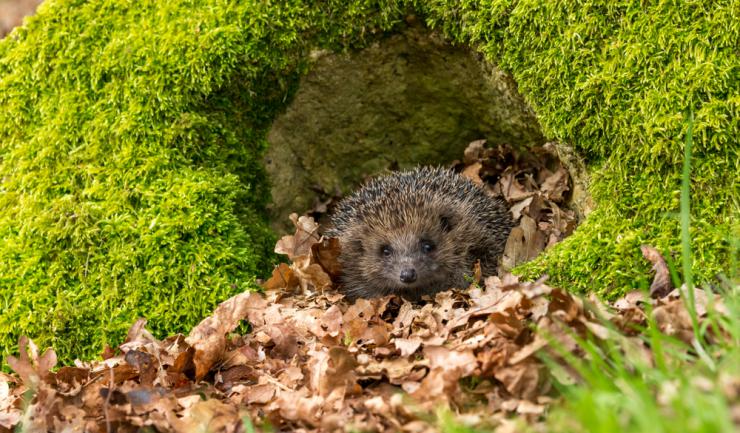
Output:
[421, 240, 435, 254]
[381, 245, 392, 257]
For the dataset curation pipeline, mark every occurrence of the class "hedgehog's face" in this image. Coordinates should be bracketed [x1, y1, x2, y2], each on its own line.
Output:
[343, 210, 470, 298]
[377, 234, 439, 288]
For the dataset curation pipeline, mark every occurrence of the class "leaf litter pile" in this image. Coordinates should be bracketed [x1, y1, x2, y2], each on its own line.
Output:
[454, 140, 576, 271]
[0, 141, 735, 432]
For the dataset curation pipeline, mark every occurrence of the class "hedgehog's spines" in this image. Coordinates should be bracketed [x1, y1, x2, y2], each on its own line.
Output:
[328, 166, 512, 300]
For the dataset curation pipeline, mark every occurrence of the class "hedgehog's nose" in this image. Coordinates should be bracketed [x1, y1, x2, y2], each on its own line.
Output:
[400, 268, 417, 284]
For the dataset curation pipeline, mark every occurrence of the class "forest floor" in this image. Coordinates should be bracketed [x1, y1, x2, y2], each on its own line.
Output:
[1, 141, 737, 432]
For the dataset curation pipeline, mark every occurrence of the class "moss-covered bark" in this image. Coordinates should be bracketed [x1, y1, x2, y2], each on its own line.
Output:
[0, 0, 736, 363]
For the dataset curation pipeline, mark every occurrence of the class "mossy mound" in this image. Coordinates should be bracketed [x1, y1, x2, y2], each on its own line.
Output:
[1, 0, 736, 364]
[0, 0, 400, 364]
[420, 0, 738, 295]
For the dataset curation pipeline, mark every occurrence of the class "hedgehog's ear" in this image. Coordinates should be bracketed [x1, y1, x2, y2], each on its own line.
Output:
[440, 214, 455, 232]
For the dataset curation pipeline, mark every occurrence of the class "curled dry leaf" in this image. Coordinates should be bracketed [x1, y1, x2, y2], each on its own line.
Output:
[263, 263, 300, 292]
[641, 245, 673, 298]
[6, 336, 57, 389]
[394, 338, 423, 357]
[178, 399, 242, 433]
[186, 292, 264, 380]
[540, 166, 569, 202]
[265, 213, 336, 295]
[463, 139, 488, 165]
[313, 237, 343, 281]
[275, 213, 321, 260]
[461, 161, 484, 186]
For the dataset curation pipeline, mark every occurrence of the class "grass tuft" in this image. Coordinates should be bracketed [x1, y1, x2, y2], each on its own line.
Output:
[543, 111, 738, 432]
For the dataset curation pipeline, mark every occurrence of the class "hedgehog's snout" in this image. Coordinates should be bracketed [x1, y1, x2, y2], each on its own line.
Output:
[399, 268, 417, 284]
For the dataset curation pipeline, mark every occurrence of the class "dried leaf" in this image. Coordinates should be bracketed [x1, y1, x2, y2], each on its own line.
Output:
[178, 399, 241, 433]
[263, 263, 299, 292]
[7, 336, 57, 389]
[313, 237, 343, 280]
[641, 245, 673, 298]
[462, 162, 484, 186]
[275, 213, 321, 261]
[186, 292, 263, 380]
[494, 361, 541, 400]
[540, 166, 569, 202]
[499, 170, 534, 202]
[394, 338, 422, 357]
[501, 215, 545, 271]
[463, 139, 487, 165]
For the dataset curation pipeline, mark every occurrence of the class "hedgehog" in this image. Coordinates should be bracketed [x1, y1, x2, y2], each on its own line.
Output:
[326, 166, 513, 300]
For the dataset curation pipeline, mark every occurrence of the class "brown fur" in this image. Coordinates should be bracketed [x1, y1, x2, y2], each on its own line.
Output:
[326, 167, 512, 300]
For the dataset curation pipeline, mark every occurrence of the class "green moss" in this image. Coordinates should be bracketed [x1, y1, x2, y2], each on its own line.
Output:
[419, 0, 738, 296]
[1, 0, 736, 363]
[0, 0, 403, 364]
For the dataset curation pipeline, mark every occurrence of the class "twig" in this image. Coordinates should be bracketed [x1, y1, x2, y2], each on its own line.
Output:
[103, 366, 114, 433]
